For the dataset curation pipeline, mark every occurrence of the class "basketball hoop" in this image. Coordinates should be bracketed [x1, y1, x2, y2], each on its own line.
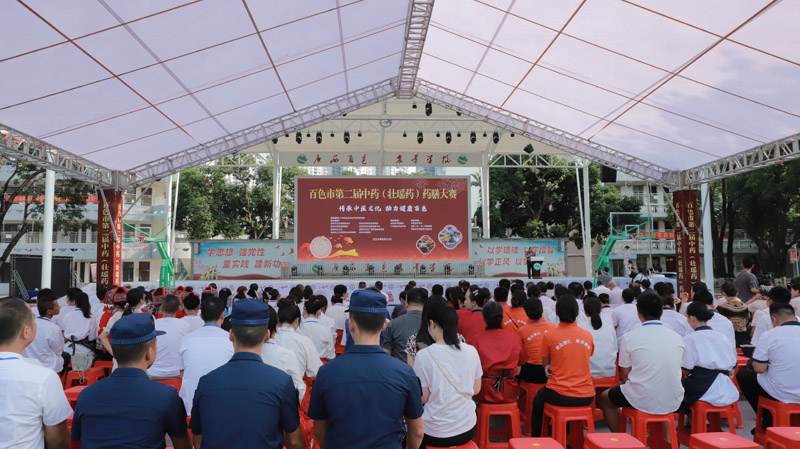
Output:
[132, 235, 147, 248]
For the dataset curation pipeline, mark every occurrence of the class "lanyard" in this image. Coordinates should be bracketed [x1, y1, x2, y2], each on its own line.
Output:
[0, 356, 20, 361]
[642, 322, 662, 326]
[36, 316, 50, 322]
[305, 320, 318, 324]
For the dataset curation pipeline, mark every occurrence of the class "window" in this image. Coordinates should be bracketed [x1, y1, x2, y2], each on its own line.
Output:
[632, 185, 644, 201]
[122, 262, 134, 283]
[139, 225, 151, 237]
[2, 224, 19, 242]
[138, 262, 150, 282]
[123, 186, 136, 205]
[141, 188, 152, 206]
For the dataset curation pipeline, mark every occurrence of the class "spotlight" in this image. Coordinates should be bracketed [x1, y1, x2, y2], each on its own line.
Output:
[493, 131, 499, 144]
[306, 132, 310, 137]
[316, 131, 322, 144]
[483, 131, 487, 138]
[417, 132, 423, 144]
[403, 131, 407, 138]
[445, 131, 452, 144]
[284, 133, 289, 138]
[412, 102, 417, 109]
[470, 131, 476, 144]
[272, 138, 279, 144]
[523, 143, 534, 154]
[425, 102, 432, 116]
[510, 133, 515, 137]
[436, 131, 440, 138]
[344, 131, 350, 144]
[456, 110, 462, 116]
[330, 132, 334, 138]
[342, 113, 347, 117]
[296, 132, 302, 144]
[457, 131, 461, 138]
[357, 131, 362, 137]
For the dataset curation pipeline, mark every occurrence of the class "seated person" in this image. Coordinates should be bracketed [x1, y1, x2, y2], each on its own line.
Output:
[579, 297, 618, 378]
[715, 282, 750, 347]
[680, 302, 738, 410]
[751, 286, 792, 347]
[531, 295, 595, 437]
[472, 302, 526, 403]
[601, 293, 685, 431]
[147, 295, 191, 379]
[457, 288, 488, 345]
[517, 298, 556, 384]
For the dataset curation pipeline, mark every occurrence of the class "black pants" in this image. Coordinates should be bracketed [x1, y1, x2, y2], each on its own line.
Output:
[60, 352, 71, 377]
[527, 261, 534, 279]
[737, 368, 776, 428]
[519, 364, 548, 384]
[531, 387, 594, 437]
[419, 425, 476, 449]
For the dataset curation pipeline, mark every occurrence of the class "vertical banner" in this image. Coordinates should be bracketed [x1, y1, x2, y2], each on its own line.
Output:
[673, 190, 701, 297]
[97, 190, 123, 286]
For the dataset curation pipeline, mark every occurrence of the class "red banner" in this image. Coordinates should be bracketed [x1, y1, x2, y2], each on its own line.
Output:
[6, 194, 99, 203]
[97, 190, 122, 286]
[673, 190, 701, 298]
[296, 177, 470, 261]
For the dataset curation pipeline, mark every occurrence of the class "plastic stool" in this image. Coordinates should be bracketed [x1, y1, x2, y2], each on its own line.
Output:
[754, 398, 800, 445]
[67, 412, 74, 430]
[688, 432, 758, 449]
[584, 433, 644, 449]
[65, 386, 88, 409]
[621, 408, 678, 449]
[592, 377, 619, 420]
[730, 401, 744, 429]
[508, 437, 564, 449]
[732, 358, 748, 393]
[64, 366, 104, 388]
[428, 441, 480, 449]
[156, 378, 182, 390]
[335, 329, 344, 355]
[474, 402, 522, 449]
[541, 404, 594, 449]
[93, 360, 113, 377]
[517, 382, 545, 436]
[678, 401, 737, 446]
[765, 427, 800, 449]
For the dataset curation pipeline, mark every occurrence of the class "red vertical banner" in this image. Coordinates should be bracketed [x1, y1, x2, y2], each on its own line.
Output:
[673, 190, 701, 298]
[97, 190, 123, 286]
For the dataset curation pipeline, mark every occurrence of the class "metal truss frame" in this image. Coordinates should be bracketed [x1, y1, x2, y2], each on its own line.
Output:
[123, 79, 396, 187]
[414, 79, 680, 187]
[488, 154, 581, 169]
[681, 132, 800, 186]
[0, 123, 119, 188]
[203, 152, 274, 168]
[395, 0, 435, 98]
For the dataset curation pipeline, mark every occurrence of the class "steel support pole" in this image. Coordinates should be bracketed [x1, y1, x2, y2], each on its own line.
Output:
[273, 165, 282, 239]
[165, 175, 173, 259]
[40, 169, 55, 288]
[583, 164, 592, 278]
[481, 155, 490, 239]
[169, 173, 180, 262]
[701, 183, 715, 292]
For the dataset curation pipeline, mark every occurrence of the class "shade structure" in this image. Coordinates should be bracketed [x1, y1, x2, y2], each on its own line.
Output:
[1, 0, 798, 188]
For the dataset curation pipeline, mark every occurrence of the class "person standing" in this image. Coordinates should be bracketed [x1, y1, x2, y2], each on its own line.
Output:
[308, 289, 424, 449]
[597, 268, 613, 288]
[0, 298, 72, 449]
[23, 295, 67, 375]
[525, 247, 536, 279]
[735, 257, 761, 304]
[191, 299, 303, 449]
[71, 313, 191, 449]
[148, 295, 191, 379]
[383, 287, 426, 363]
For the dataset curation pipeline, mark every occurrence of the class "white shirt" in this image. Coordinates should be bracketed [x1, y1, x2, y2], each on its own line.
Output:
[708, 312, 737, 356]
[539, 295, 556, 311]
[181, 314, 204, 333]
[0, 352, 73, 449]
[619, 321, 685, 414]
[148, 317, 191, 379]
[261, 340, 306, 401]
[579, 320, 618, 378]
[274, 327, 323, 378]
[178, 324, 234, 414]
[753, 322, 800, 403]
[601, 306, 615, 327]
[297, 319, 336, 360]
[52, 304, 75, 330]
[609, 288, 624, 308]
[613, 303, 641, 344]
[61, 309, 98, 355]
[683, 327, 739, 407]
[594, 286, 611, 297]
[661, 309, 693, 337]
[318, 313, 339, 344]
[325, 303, 348, 330]
[22, 317, 64, 372]
[413, 343, 482, 438]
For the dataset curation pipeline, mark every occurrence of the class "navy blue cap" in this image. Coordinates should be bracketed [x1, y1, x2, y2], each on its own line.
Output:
[230, 298, 270, 326]
[109, 313, 165, 345]
[346, 289, 387, 315]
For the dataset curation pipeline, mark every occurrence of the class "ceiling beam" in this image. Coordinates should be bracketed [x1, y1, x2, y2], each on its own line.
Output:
[395, 0, 435, 98]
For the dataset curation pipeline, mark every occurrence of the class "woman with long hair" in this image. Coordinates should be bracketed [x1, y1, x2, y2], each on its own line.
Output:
[247, 283, 259, 299]
[579, 297, 618, 378]
[62, 292, 98, 356]
[413, 300, 482, 449]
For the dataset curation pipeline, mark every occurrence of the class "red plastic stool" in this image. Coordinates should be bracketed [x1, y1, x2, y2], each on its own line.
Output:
[541, 404, 595, 449]
[508, 437, 564, 449]
[64, 386, 88, 409]
[517, 382, 545, 436]
[688, 432, 758, 449]
[64, 366, 105, 388]
[765, 427, 800, 449]
[621, 408, 678, 449]
[474, 402, 522, 449]
[754, 398, 800, 445]
[94, 360, 113, 377]
[584, 433, 644, 449]
[730, 401, 744, 429]
[156, 378, 182, 390]
[67, 412, 74, 430]
[678, 401, 737, 446]
[732, 358, 748, 393]
[429, 441, 480, 449]
[592, 377, 620, 420]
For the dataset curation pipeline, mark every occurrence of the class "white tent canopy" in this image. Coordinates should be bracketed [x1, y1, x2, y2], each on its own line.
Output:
[1, 0, 798, 189]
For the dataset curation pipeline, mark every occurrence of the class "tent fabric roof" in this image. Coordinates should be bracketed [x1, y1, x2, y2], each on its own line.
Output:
[1, 0, 798, 188]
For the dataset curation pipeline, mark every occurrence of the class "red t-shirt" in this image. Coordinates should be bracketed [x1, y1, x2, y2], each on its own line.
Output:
[541, 322, 595, 398]
[472, 328, 527, 403]
[502, 306, 529, 334]
[518, 320, 557, 365]
[458, 309, 486, 345]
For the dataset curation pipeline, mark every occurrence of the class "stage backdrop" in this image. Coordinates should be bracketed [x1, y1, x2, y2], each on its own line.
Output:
[295, 177, 470, 262]
[473, 240, 567, 277]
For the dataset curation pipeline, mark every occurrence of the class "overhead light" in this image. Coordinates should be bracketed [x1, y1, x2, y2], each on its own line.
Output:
[412, 102, 417, 109]
[358, 131, 362, 137]
[470, 131, 476, 144]
[493, 131, 499, 144]
[436, 131, 440, 138]
[510, 133, 515, 137]
[380, 118, 392, 128]
[457, 131, 461, 138]
[316, 131, 322, 144]
[284, 133, 289, 138]
[445, 131, 452, 144]
[417, 132, 423, 144]
[523, 143, 534, 154]
[330, 132, 334, 138]
[483, 131, 487, 138]
[272, 138, 279, 144]
[296, 132, 302, 144]
[306, 132, 310, 137]
[342, 113, 347, 117]
[425, 102, 432, 116]
[344, 131, 350, 144]
[403, 131, 407, 138]
[456, 110, 462, 116]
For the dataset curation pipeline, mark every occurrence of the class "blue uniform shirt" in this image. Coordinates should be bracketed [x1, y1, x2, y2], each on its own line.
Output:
[71, 368, 187, 449]
[190, 352, 299, 449]
[308, 345, 424, 449]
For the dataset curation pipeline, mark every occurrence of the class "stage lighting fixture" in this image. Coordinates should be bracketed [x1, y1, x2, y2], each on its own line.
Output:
[523, 143, 534, 154]
[510, 133, 515, 137]
[284, 133, 289, 138]
[344, 131, 350, 144]
[425, 102, 432, 116]
[470, 131, 476, 144]
[457, 131, 461, 138]
[316, 131, 322, 144]
[272, 138, 278, 144]
[412, 102, 417, 109]
[417, 132, 423, 144]
[483, 131, 487, 138]
[436, 131, 440, 138]
[493, 131, 499, 144]
[330, 132, 334, 138]
[456, 110, 462, 116]
[296, 132, 302, 144]
[403, 131, 407, 138]
[445, 131, 452, 144]
[358, 131, 362, 137]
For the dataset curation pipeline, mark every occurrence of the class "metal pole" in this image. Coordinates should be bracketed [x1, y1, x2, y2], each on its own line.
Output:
[40, 169, 55, 288]
[169, 173, 180, 261]
[701, 183, 715, 292]
[165, 175, 173, 259]
[481, 154, 490, 239]
[582, 163, 592, 278]
[273, 164, 282, 239]
[647, 182, 653, 270]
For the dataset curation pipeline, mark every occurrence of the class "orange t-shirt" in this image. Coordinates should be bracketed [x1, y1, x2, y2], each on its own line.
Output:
[541, 322, 594, 398]
[517, 320, 557, 365]
[502, 306, 529, 333]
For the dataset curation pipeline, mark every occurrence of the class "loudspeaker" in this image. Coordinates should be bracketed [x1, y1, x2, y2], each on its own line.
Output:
[601, 166, 617, 183]
[523, 143, 534, 154]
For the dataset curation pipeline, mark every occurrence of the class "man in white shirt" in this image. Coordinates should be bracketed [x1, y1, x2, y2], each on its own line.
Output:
[608, 280, 623, 308]
[148, 295, 191, 379]
[275, 303, 322, 379]
[656, 284, 693, 337]
[178, 296, 233, 415]
[593, 281, 611, 298]
[0, 297, 72, 449]
[752, 286, 794, 347]
[325, 285, 349, 331]
[180, 294, 204, 332]
[262, 307, 306, 401]
[598, 293, 615, 326]
[22, 295, 66, 374]
[613, 288, 641, 344]
[298, 298, 336, 360]
[601, 292, 685, 432]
